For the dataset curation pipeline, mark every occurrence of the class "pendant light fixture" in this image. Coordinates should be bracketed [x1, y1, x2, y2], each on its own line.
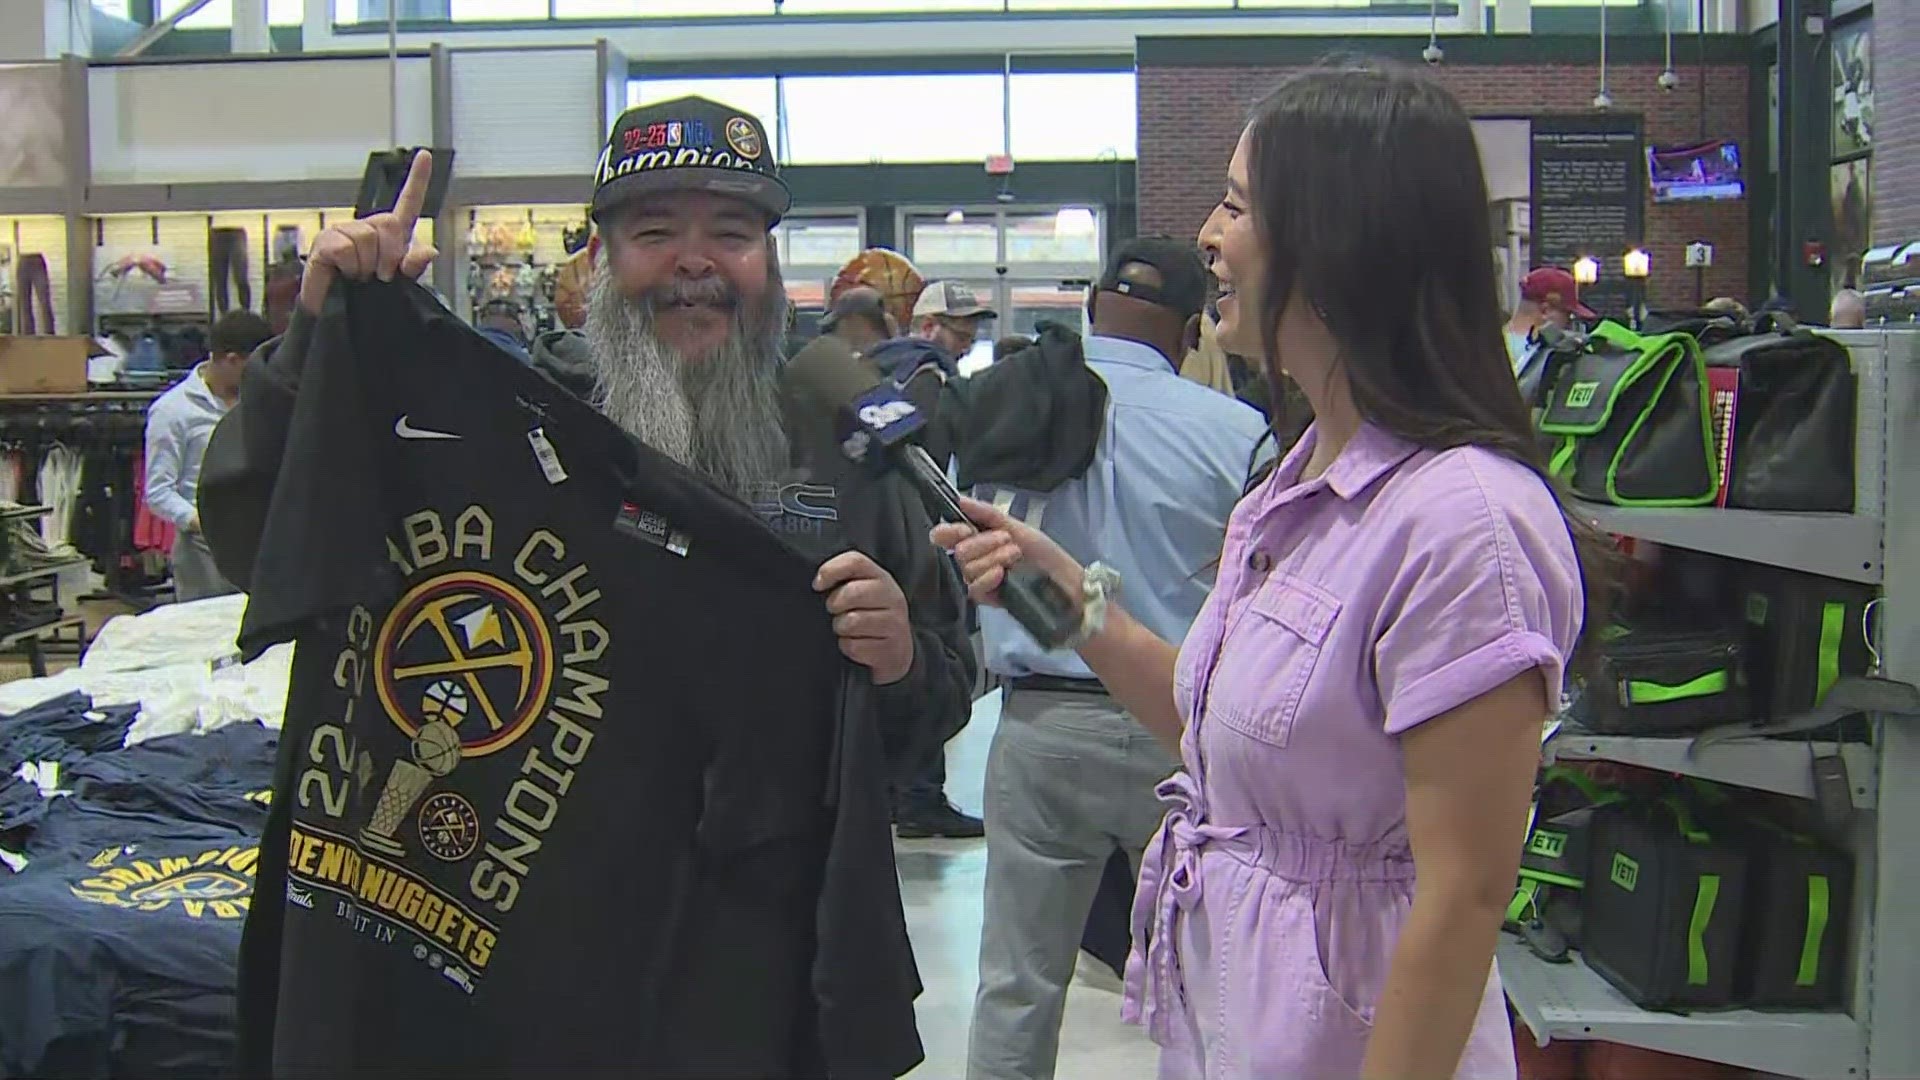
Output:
[1658, 0, 1681, 91]
[1422, 0, 1444, 65]
[1593, 0, 1614, 110]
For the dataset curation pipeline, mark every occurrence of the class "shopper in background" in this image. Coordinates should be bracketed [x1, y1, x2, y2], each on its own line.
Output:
[146, 309, 269, 601]
[831, 247, 926, 340]
[992, 334, 1033, 363]
[938, 63, 1606, 1079]
[1504, 266, 1595, 372]
[821, 285, 899, 357]
[1178, 310, 1236, 398]
[861, 276, 998, 839]
[474, 297, 533, 363]
[1830, 288, 1867, 329]
[1701, 295, 1750, 322]
[966, 237, 1268, 1080]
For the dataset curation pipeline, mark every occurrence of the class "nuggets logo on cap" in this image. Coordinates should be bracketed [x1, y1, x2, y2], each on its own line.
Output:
[726, 117, 763, 161]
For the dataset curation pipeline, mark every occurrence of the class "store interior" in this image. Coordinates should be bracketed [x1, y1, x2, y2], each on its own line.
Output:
[0, 1, 1916, 1078]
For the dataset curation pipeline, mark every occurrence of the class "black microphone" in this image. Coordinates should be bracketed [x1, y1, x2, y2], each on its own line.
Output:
[780, 337, 1087, 650]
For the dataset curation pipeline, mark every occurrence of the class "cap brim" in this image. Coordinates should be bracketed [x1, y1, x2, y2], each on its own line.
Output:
[1572, 302, 1597, 319]
[592, 167, 792, 225]
[951, 306, 997, 319]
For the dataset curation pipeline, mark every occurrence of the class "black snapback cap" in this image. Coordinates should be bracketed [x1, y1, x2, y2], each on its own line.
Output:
[592, 96, 792, 225]
[1100, 236, 1210, 321]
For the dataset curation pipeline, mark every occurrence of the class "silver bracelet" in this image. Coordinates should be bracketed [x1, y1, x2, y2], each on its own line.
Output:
[1063, 562, 1122, 650]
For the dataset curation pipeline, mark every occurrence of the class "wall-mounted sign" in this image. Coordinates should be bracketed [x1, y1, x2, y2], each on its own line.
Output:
[1530, 114, 1646, 318]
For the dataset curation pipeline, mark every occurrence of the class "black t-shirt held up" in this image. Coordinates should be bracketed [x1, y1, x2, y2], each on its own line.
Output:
[214, 281, 930, 1079]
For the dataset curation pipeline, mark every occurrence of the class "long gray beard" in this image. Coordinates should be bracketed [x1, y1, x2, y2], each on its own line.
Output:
[584, 256, 791, 499]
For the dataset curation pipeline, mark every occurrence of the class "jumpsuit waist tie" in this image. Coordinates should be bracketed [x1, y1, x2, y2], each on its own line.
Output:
[1121, 771, 1245, 1047]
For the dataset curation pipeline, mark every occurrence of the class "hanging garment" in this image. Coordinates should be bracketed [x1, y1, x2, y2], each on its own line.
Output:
[37, 445, 84, 551]
[133, 451, 178, 556]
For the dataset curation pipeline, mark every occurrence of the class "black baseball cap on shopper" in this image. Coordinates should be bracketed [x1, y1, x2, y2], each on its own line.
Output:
[592, 96, 792, 225]
[1098, 236, 1210, 321]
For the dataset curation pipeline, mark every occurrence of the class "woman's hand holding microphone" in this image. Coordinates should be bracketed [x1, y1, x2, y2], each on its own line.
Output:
[930, 496, 1086, 609]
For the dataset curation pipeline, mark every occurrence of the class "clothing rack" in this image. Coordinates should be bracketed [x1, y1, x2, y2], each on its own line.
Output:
[0, 394, 168, 601]
[0, 504, 89, 676]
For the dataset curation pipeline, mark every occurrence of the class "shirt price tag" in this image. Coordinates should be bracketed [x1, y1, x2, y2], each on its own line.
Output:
[528, 428, 568, 485]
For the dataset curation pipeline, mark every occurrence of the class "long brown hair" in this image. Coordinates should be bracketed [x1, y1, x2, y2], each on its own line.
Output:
[1243, 60, 1617, 669]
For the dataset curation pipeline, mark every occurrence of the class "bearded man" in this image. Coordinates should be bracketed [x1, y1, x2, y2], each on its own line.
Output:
[195, 103, 976, 1067]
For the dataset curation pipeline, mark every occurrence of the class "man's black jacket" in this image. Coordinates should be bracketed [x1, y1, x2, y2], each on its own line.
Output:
[200, 310, 976, 779]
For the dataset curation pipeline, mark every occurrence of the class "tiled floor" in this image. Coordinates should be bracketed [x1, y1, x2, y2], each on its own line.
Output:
[898, 689, 1161, 1079]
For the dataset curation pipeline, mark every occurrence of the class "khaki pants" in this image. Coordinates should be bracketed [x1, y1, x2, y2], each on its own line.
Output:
[967, 687, 1178, 1080]
[171, 530, 237, 602]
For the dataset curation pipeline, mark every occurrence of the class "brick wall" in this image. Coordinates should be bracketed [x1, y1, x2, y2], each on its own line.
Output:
[1874, 7, 1920, 241]
[1139, 59, 1751, 308]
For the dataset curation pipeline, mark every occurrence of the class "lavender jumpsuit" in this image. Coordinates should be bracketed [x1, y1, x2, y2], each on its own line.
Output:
[1121, 424, 1584, 1079]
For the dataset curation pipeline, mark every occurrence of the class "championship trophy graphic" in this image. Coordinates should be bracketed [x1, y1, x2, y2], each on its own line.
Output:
[363, 573, 555, 860]
[360, 708, 464, 858]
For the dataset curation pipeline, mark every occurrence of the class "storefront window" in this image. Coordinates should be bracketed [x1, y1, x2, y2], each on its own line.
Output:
[780, 216, 863, 269]
[778, 0, 998, 11]
[173, 0, 306, 27]
[1006, 0, 1227, 7]
[1004, 209, 1100, 266]
[1005, 281, 1087, 339]
[908, 214, 999, 265]
[1009, 73, 1135, 161]
[628, 77, 779, 127]
[782, 74, 1004, 164]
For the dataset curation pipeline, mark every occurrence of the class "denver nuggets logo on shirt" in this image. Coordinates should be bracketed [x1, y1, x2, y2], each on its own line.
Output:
[362, 571, 557, 860]
[375, 572, 556, 758]
[69, 844, 258, 919]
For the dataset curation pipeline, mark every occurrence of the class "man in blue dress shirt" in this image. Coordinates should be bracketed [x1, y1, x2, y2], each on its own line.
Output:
[966, 238, 1270, 1080]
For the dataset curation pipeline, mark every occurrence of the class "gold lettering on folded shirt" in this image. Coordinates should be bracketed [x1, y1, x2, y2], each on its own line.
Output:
[283, 504, 611, 986]
[70, 844, 257, 920]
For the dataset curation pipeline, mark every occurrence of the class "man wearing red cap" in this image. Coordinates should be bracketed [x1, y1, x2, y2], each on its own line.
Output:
[1505, 266, 1596, 373]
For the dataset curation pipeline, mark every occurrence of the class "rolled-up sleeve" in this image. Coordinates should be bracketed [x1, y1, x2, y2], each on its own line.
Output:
[1374, 456, 1584, 736]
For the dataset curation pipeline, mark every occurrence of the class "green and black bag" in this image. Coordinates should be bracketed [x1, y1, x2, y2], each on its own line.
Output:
[1510, 767, 1627, 949]
[1577, 625, 1749, 736]
[1583, 798, 1749, 1010]
[1731, 819, 1853, 1009]
[1537, 321, 1720, 506]
[1741, 567, 1879, 730]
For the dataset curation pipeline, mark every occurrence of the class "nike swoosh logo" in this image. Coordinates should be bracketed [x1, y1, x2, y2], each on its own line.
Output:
[394, 416, 461, 441]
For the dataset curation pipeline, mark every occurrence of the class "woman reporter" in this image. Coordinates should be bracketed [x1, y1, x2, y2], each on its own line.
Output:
[935, 63, 1609, 1080]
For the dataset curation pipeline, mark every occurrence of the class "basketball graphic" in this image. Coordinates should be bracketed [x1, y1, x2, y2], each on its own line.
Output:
[421, 680, 469, 728]
[411, 721, 464, 778]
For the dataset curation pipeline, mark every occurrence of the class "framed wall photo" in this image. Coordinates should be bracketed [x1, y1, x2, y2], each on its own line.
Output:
[1832, 22, 1873, 159]
[1830, 157, 1871, 292]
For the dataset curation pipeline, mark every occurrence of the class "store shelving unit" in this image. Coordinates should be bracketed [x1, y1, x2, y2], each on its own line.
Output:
[1499, 939, 1866, 1079]
[1547, 733, 1878, 808]
[1571, 503, 1884, 584]
[1504, 327, 1920, 1078]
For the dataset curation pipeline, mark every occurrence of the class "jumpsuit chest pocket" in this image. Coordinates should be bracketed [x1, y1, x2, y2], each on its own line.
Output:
[1206, 574, 1343, 749]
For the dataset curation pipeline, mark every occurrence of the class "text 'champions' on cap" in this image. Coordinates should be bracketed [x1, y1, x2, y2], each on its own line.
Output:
[592, 97, 792, 226]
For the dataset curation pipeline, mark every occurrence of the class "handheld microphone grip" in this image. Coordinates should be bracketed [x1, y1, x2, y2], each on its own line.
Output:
[781, 337, 1088, 650]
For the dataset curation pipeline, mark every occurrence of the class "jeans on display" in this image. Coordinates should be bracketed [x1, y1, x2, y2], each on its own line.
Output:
[209, 227, 252, 314]
[15, 253, 53, 334]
